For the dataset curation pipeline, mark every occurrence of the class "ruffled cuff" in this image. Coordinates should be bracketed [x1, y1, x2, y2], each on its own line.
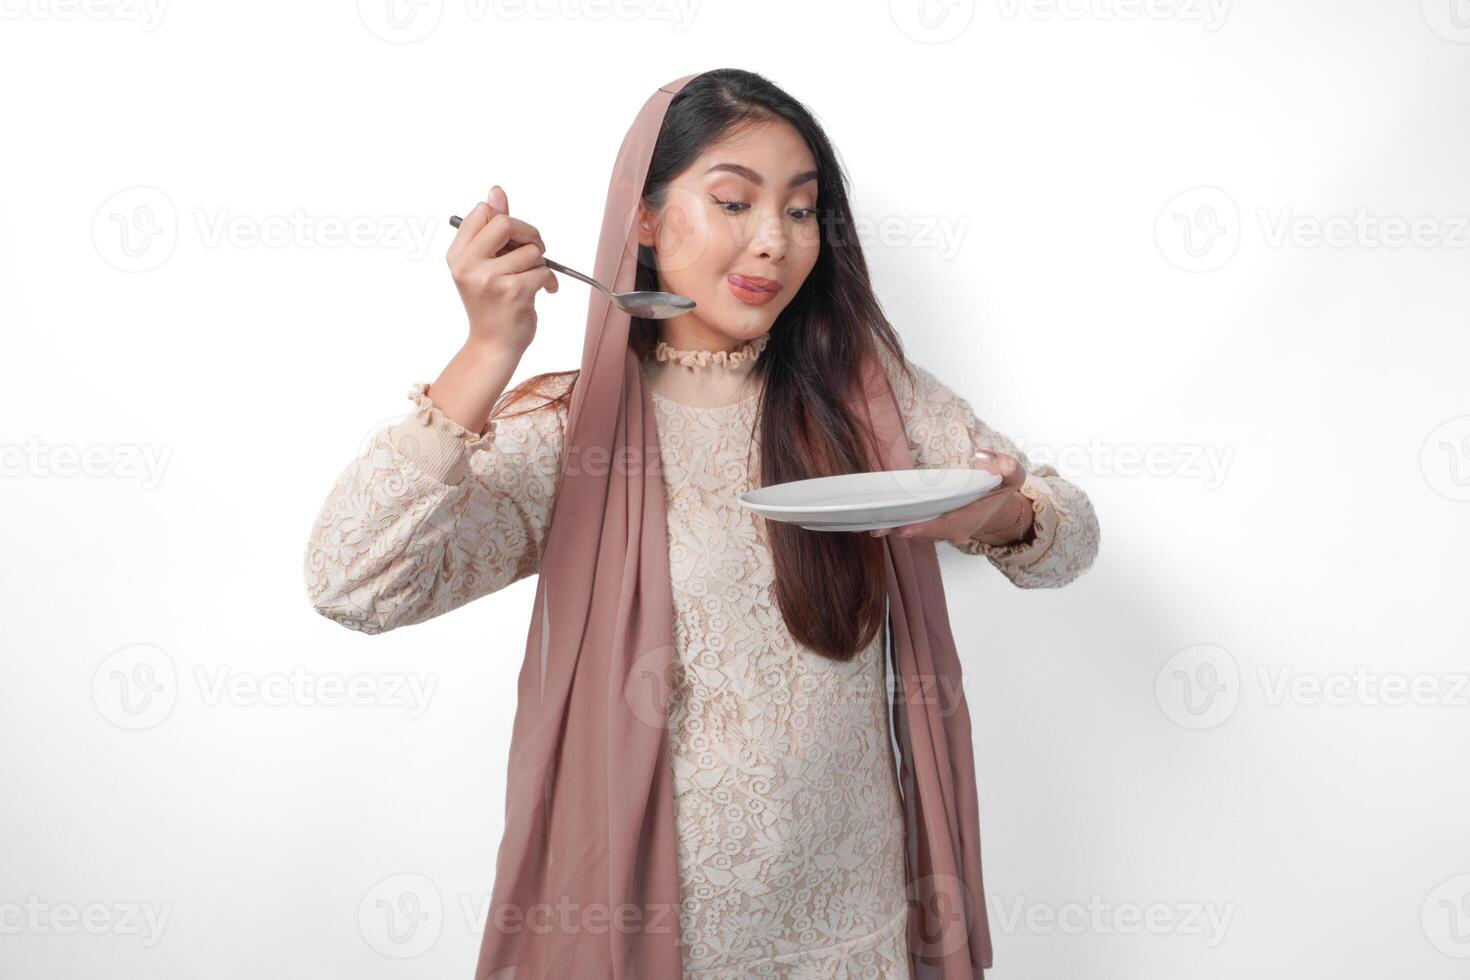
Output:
[385, 382, 497, 486]
[951, 473, 1059, 568]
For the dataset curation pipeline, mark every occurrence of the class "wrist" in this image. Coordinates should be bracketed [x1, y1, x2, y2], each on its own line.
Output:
[424, 342, 523, 438]
[972, 489, 1034, 546]
[460, 339, 525, 370]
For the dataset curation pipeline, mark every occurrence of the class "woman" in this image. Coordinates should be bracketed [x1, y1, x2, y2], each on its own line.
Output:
[304, 69, 1099, 979]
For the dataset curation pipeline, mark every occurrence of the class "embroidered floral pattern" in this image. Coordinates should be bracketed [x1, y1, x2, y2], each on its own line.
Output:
[304, 346, 1101, 976]
[650, 391, 910, 978]
[304, 375, 570, 634]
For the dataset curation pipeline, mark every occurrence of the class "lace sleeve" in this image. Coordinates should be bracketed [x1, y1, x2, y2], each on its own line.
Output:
[303, 374, 573, 633]
[875, 345, 1100, 589]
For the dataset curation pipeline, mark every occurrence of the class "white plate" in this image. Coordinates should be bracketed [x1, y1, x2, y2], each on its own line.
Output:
[737, 468, 1004, 532]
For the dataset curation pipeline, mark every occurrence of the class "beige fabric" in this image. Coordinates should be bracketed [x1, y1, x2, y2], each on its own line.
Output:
[640, 338, 908, 976]
[304, 342, 1100, 975]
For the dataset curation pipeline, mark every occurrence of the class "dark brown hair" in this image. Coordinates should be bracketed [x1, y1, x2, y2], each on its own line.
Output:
[497, 68, 919, 662]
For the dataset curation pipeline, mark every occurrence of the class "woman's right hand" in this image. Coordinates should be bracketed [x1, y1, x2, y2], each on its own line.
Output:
[446, 186, 559, 356]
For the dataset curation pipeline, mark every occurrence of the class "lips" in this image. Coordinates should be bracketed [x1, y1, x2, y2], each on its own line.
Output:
[728, 274, 781, 293]
[727, 274, 780, 306]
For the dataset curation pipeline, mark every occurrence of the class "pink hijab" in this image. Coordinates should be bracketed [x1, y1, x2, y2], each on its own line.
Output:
[474, 72, 993, 980]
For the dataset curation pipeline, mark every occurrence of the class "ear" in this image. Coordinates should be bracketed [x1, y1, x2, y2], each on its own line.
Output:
[636, 200, 657, 249]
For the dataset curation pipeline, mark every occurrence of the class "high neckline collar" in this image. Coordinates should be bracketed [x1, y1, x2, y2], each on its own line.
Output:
[651, 332, 769, 369]
[639, 333, 769, 409]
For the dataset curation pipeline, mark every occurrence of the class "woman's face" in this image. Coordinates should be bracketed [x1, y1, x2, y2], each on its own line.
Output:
[637, 118, 821, 350]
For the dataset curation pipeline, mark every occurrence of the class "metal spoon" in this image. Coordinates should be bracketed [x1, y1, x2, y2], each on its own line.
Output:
[448, 215, 695, 319]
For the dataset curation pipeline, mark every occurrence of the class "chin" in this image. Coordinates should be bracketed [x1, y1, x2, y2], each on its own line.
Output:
[715, 294, 785, 331]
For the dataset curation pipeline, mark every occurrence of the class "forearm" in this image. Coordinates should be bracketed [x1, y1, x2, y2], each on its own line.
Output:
[425, 341, 525, 436]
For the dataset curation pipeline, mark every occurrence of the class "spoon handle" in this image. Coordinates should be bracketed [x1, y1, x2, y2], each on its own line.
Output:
[540, 257, 606, 296]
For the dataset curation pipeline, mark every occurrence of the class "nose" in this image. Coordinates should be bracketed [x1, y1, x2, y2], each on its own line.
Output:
[749, 210, 788, 262]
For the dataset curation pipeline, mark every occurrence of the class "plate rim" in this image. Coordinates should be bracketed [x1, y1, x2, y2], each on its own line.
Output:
[737, 468, 1003, 515]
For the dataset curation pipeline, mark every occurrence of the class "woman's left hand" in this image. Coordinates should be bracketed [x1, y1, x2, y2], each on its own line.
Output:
[870, 450, 1028, 544]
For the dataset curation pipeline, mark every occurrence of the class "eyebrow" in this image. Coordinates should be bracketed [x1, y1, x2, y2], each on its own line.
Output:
[705, 162, 818, 189]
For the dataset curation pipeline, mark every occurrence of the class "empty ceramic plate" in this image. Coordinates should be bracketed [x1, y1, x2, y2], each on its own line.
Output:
[737, 468, 1005, 532]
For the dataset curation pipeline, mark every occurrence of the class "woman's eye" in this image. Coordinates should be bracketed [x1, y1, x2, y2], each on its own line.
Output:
[712, 198, 816, 221]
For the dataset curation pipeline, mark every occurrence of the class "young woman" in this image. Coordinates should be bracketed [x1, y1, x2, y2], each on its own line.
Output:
[305, 69, 1099, 979]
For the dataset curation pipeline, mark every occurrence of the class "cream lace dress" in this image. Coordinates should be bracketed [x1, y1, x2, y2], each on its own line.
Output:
[304, 334, 1100, 978]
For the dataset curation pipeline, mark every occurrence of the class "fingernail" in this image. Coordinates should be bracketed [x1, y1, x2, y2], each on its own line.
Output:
[974, 451, 992, 461]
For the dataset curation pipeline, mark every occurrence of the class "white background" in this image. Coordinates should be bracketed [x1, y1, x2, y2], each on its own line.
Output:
[3, 1, 1469, 978]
